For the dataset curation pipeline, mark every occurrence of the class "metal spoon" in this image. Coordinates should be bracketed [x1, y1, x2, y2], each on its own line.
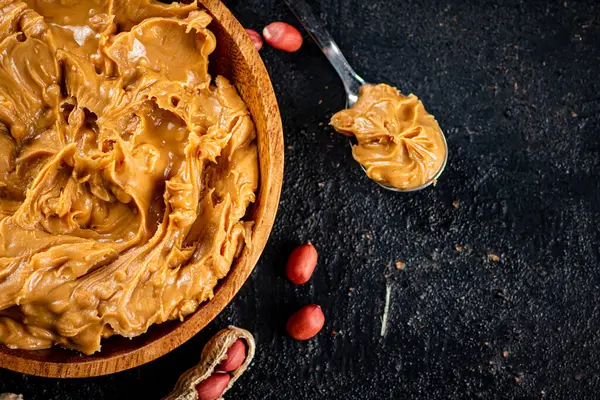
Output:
[284, 0, 448, 192]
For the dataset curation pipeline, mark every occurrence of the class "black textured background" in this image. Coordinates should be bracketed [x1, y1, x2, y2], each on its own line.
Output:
[1, 0, 600, 398]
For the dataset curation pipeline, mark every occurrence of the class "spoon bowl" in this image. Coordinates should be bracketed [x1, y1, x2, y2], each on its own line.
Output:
[347, 128, 448, 193]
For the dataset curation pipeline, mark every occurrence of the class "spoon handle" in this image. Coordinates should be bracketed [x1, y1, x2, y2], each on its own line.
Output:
[284, 0, 365, 104]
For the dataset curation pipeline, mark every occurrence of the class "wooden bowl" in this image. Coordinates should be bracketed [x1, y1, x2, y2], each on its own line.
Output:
[0, 0, 283, 378]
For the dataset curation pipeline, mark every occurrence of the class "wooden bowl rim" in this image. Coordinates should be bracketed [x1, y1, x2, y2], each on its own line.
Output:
[0, 0, 283, 378]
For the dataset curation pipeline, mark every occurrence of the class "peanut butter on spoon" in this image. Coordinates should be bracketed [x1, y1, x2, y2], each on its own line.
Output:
[331, 84, 447, 191]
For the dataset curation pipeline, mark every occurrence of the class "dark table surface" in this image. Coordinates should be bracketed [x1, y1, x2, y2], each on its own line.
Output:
[1, 0, 600, 399]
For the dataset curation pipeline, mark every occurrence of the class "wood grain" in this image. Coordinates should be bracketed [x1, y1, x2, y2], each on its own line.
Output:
[0, 0, 283, 378]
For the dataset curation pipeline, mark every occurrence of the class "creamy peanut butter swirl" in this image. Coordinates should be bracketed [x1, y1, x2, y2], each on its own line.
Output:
[0, 0, 258, 354]
[331, 84, 446, 190]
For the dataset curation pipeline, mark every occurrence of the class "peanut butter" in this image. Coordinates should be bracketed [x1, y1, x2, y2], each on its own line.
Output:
[0, 0, 258, 354]
[331, 84, 446, 190]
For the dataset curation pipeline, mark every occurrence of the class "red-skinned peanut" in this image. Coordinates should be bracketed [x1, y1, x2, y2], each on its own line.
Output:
[196, 373, 230, 400]
[286, 243, 318, 284]
[216, 339, 246, 372]
[286, 304, 325, 341]
[245, 29, 263, 51]
[263, 22, 303, 52]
